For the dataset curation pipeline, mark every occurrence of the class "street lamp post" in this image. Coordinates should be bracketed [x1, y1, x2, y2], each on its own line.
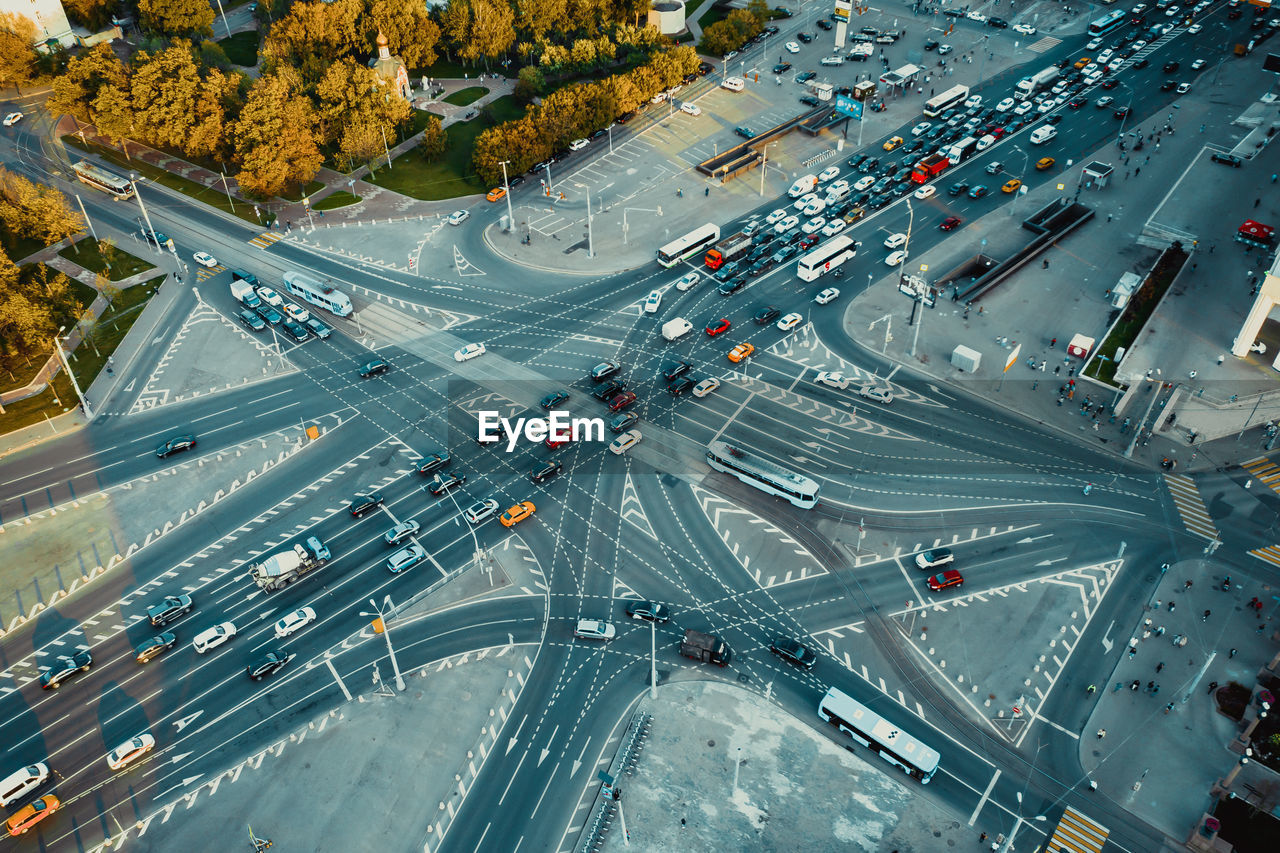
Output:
[499, 160, 516, 232]
[129, 175, 161, 255]
[760, 142, 778, 197]
[573, 182, 595, 258]
[54, 326, 92, 419]
[360, 596, 406, 691]
[436, 474, 487, 575]
[1007, 146, 1032, 218]
[997, 792, 1046, 853]
[622, 206, 662, 245]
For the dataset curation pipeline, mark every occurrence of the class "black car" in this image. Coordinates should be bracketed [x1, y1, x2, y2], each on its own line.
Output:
[770, 638, 817, 669]
[847, 153, 868, 169]
[772, 244, 799, 263]
[135, 632, 178, 664]
[714, 263, 740, 282]
[718, 277, 745, 296]
[426, 473, 466, 496]
[1100, 78, 1118, 89]
[876, 161, 896, 176]
[1045, 114, 1063, 125]
[281, 319, 309, 342]
[590, 360, 619, 381]
[734, 126, 755, 139]
[797, 32, 813, 43]
[698, 62, 714, 75]
[417, 452, 450, 475]
[528, 160, 550, 174]
[615, 111, 636, 125]
[40, 650, 93, 689]
[816, 19, 832, 30]
[987, 16, 1008, 28]
[923, 39, 939, 50]
[850, 192, 870, 207]
[1113, 106, 1130, 119]
[799, 95, 820, 107]
[668, 376, 695, 397]
[796, 71, 817, 83]
[348, 492, 385, 516]
[748, 258, 774, 276]
[609, 412, 639, 433]
[156, 434, 197, 458]
[751, 231, 775, 246]
[1160, 79, 1177, 91]
[860, 26, 878, 35]
[147, 594, 194, 627]
[255, 303, 284, 325]
[590, 128, 608, 141]
[903, 139, 924, 154]
[661, 360, 691, 381]
[540, 390, 570, 409]
[773, 62, 792, 73]
[508, 175, 525, 188]
[1211, 152, 1243, 167]
[753, 305, 781, 325]
[593, 379, 628, 401]
[871, 177, 893, 194]
[868, 194, 892, 210]
[893, 168, 913, 184]
[358, 357, 390, 377]
[238, 309, 265, 332]
[1162, 60, 1180, 72]
[247, 650, 293, 680]
[530, 460, 563, 484]
[625, 600, 671, 623]
[1133, 58, 1149, 69]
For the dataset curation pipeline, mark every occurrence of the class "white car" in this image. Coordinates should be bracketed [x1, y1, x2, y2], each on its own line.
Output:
[1097, 49, 1114, 64]
[274, 606, 317, 639]
[107, 735, 156, 771]
[996, 97, 1016, 112]
[883, 232, 907, 250]
[815, 371, 851, 390]
[964, 95, 983, 109]
[966, 11, 987, 21]
[675, 271, 701, 291]
[801, 198, 826, 216]
[574, 620, 616, 640]
[859, 384, 893, 404]
[792, 192, 819, 211]
[2, 112, 22, 127]
[256, 286, 283, 307]
[911, 121, 933, 136]
[1177, 82, 1191, 94]
[1165, 4, 1181, 15]
[1188, 24, 1202, 34]
[609, 429, 641, 455]
[1013, 101, 1034, 116]
[447, 210, 470, 225]
[692, 377, 720, 397]
[1036, 101, 1054, 114]
[1132, 40, 1148, 50]
[814, 287, 840, 305]
[765, 208, 789, 225]
[821, 218, 847, 237]
[777, 312, 803, 331]
[818, 166, 841, 183]
[801, 216, 826, 234]
[785, 41, 800, 53]
[454, 342, 486, 361]
[464, 498, 500, 524]
[192, 622, 237, 654]
[650, 92, 666, 104]
[825, 179, 850, 197]
[1190, 58, 1206, 70]
[854, 175, 876, 192]
[775, 215, 800, 234]
[193, 251, 218, 268]
[284, 304, 310, 323]
[569, 138, 589, 151]
[1086, 37, 1104, 50]
[644, 290, 663, 314]
[384, 520, 420, 545]
[913, 185, 936, 200]
[1096, 95, 1115, 108]
[885, 250, 908, 266]
[937, 44, 953, 55]
[1013, 23, 1036, 36]
[1108, 59, 1124, 72]
[680, 102, 701, 116]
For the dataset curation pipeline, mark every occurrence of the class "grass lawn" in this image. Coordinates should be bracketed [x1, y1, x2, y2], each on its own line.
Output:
[280, 181, 326, 202]
[697, 2, 731, 31]
[486, 95, 526, 124]
[1, 227, 55, 264]
[313, 190, 360, 211]
[443, 86, 488, 106]
[367, 115, 493, 200]
[0, 275, 162, 434]
[58, 238, 153, 281]
[219, 31, 259, 67]
[62, 137, 263, 225]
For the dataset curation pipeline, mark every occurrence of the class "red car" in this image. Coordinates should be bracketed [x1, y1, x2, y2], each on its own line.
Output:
[706, 318, 732, 336]
[990, 127, 1006, 139]
[799, 234, 820, 250]
[940, 216, 962, 231]
[927, 569, 964, 591]
[607, 391, 637, 412]
[545, 435, 571, 449]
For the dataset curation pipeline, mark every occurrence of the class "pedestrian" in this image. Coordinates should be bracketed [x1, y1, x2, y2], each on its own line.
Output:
[1184, 580, 1193, 591]
[1273, 173, 1278, 183]
[1096, 728, 1106, 739]
[681, 818, 686, 827]
[1256, 198, 1262, 208]
[1203, 609, 1211, 621]
[980, 832, 988, 842]
[1168, 601, 1175, 613]
[1057, 396, 1064, 406]
[1156, 662, 1164, 673]
[1043, 258, 1050, 269]
[978, 305, 984, 315]
[1135, 167, 1140, 176]
[1131, 679, 1140, 691]
[705, 186, 709, 196]
[1200, 123, 1205, 133]
[1087, 684, 1096, 694]
[1147, 681, 1155, 692]
[1165, 702, 1174, 714]
[1050, 338, 1057, 348]
[1107, 213, 1112, 222]
[1230, 648, 1237, 658]
[1154, 600, 1161, 610]
[1207, 681, 1218, 695]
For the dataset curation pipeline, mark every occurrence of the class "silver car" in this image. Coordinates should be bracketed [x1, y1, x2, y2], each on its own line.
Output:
[384, 521, 420, 545]
[387, 545, 427, 574]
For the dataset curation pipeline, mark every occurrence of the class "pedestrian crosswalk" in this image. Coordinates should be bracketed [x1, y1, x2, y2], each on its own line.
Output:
[248, 231, 284, 249]
[1241, 456, 1280, 496]
[1045, 807, 1109, 853]
[1026, 35, 1062, 54]
[1248, 544, 1280, 569]
[1164, 474, 1219, 541]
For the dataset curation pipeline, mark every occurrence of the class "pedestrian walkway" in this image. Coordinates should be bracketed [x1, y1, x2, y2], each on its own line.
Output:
[1044, 807, 1109, 853]
[1164, 474, 1220, 541]
[1246, 543, 1280, 569]
[1240, 455, 1280, 496]
[247, 230, 284, 249]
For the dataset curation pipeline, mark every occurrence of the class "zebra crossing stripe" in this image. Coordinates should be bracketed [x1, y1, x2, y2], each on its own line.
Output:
[1248, 544, 1280, 568]
[1241, 457, 1280, 495]
[1164, 474, 1218, 541]
[249, 231, 284, 248]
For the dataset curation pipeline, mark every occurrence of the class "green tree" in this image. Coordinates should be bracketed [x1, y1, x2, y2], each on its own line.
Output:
[200, 39, 232, 72]
[416, 116, 447, 162]
[367, 0, 441, 69]
[0, 12, 38, 89]
[698, 20, 742, 57]
[747, 0, 771, 24]
[138, 0, 214, 37]
[514, 65, 545, 101]
[725, 8, 763, 41]
[233, 71, 324, 198]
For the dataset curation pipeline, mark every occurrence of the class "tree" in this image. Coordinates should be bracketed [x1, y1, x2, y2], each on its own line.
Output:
[138, 0, 214, 37]
[746, 0, 770, 24]
[514, 66, 545, 101]
[46, 42, 128, 126]
[367, 0, 441, 69]
[465, 0, 515, 67]
[698, 21, 742, 58]
[515, 0, 565, 43]
[261, 0, 363, 83]
[0, 167, 84, 248]
[63, 0, 116, 30]
[186, 69, 243, 161]
[725, 8, 763, 42]
[129, 46, 203, 153]
[0, 12, 38, 89]
[315, 59, 411, 148]
[0, 247, 84, 373]
[200, 39, 232, 72]
[416, 116, 447, 162]
[233, 71, 324, 198]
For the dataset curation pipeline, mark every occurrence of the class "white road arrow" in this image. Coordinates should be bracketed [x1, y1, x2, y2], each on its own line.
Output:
[170, 752, 193, 764]
[182, 775, 202, 786]
[1035, 557, 1068, 566]
[173, 711, 203, 732]
[507, 738, 519, 755]
[538, 747, 551, 766]
[1018, 534, 1054, 544]
[572, 759, 582, 777]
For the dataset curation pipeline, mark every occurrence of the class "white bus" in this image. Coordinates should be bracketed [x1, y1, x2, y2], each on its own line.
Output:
[797, 235, 857, 282]
[282, 270, 353, 317]
[72, 161, 134, 200]
[1088, 9, 1126, 35]
[922, 85, 969, 118]
[705, 440, 819, 508]
[657, 223, 720, 268]
[818, 687, 941, 783]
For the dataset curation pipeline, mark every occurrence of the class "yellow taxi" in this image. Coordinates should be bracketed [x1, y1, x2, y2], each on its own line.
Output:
[1073, 56, 1092, 69]
[6, 795, 61, 836]
[1001, 178, 1022, 193]
[486, 186, 507, 202]
[1035, 157, 1055, 170]
[500, 501, 536, 527]
[882, 136, 904, 152]
[727, 342, 755, 363]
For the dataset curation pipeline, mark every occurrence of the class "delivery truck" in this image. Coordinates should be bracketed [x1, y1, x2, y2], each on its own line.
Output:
[679, 629, 732, 666]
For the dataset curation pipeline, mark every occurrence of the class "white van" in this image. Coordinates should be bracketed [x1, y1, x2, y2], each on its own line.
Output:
[788, 174, 819, 198]
[721, 76, 745, 92]
[1029, 126, 1057, 145]
[1, 764, 50, 808]
[825, 184, 850, 203]
[820, 56, 844, 66]
[976, 134, 996, 152]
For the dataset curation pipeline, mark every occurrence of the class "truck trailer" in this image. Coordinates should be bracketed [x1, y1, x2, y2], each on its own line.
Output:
[1014, 66, 1059, 100]
[248, 541, 328, 592]
[705, 232, 753, 269]
[910, 153, 950, 184]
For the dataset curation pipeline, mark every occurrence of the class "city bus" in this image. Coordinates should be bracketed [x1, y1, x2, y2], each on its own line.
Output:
[705, 440, 819, 508]
[72, 161, 134, 200]
[922, 84, 970, 118]
[282, 270, 353, 317]
[797, 235, 857, 282]
[657, 223, 720, 268]
[1088, 9, 1126, 36]
[818, 687, 941, 783]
